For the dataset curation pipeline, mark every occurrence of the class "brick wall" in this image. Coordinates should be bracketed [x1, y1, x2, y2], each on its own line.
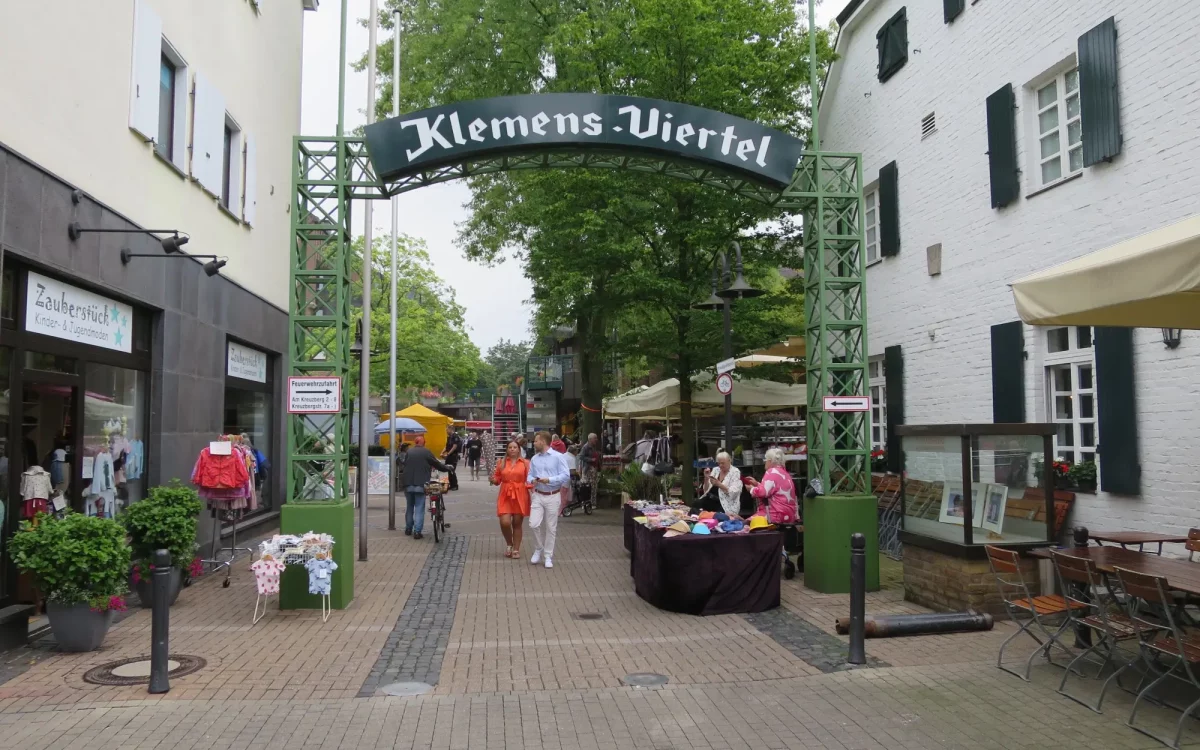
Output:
[822, 0, 1200, 535]
[903, 545, 1039, 615]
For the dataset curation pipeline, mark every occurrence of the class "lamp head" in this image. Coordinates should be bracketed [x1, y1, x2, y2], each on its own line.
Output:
[162, 233, 189, 254]
[202, 258, 226, 277]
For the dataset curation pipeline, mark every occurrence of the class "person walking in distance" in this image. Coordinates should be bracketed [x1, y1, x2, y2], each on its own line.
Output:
[442, 425, 463, 491]
[491, 440, 530, 558]
[465, 430, 484, 481]
[526, 431, 570, 568]
[401, 435, 451, 540]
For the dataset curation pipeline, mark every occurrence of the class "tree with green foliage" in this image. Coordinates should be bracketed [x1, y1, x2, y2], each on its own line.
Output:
[482, 338, 533, 389]
[367, 0, 833, 500]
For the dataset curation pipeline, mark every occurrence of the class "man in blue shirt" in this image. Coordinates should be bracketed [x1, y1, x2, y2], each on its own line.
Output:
[526, 431, 571, 568]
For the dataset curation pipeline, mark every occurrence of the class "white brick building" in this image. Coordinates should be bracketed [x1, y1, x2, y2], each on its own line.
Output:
[821, 0, 1200, 535]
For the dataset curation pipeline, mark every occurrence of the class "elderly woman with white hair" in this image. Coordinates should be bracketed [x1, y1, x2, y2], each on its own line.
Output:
[743, 447, 800, 524]
[702, 451, 743, 516]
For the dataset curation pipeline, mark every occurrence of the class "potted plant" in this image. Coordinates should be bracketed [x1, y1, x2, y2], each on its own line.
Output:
[1068, 460, 1097, 493]
[1052, 460, 1072, 490]
[871, 448, 887, 473]
[8, 513, 130, 651]
[122, 480, 202, 608]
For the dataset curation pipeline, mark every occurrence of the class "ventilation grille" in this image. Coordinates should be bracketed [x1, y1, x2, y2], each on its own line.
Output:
[921, 112, 937, 139]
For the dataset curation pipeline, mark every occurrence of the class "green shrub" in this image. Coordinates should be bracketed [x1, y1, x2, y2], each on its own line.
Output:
[123, 481, 201, 573]
[146, 479, 203, 516]
[9, 513, 130, 607]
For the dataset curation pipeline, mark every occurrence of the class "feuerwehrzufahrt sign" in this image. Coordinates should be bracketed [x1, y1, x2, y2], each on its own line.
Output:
[363, 94, 806, 190]
[288, 376, 342, 414]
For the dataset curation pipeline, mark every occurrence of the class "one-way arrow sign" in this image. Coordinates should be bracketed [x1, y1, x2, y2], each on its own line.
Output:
[822, 395, 870, 412]
[288, 376, 342, 414]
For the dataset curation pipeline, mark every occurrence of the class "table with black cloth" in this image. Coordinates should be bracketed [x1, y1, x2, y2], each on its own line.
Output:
[631, 522, 782, 615]
[623, 503, 639, 553]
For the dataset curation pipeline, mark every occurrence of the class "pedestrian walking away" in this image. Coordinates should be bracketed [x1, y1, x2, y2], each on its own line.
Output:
[491, 440, 530, 559]
[442, 424, 463, 491]
[465, 430, 483, 481]
[401, 435, 451, 540]
[526, 431, 570, 568]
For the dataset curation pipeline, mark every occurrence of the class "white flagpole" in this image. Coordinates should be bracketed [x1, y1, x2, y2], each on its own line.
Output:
[387, 7, 401, 531]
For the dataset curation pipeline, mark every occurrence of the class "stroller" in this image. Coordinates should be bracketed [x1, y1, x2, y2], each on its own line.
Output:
[561, 475, 594, 516]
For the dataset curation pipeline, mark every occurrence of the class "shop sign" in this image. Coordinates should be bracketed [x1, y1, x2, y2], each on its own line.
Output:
[227, 341, 268, 383]
[822, 395, 870, 412]
[24, 272, 132, 353]
[363, 94, 806, 190]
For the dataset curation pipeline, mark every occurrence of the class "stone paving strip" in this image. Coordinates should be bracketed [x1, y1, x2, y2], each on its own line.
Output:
[357, 533, 468, 697]
[743, 606, 889, 673]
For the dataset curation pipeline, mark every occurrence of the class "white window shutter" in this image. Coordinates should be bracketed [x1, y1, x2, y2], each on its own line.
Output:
[128, 0, 162, 140]
[191, 72, 226, 194]
[243, 134, 258, 225]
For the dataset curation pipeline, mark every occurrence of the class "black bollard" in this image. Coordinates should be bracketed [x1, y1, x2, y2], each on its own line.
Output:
[848, 533, 866, 665]
[148, 548, 171, 694]
[1071, 526, 1092, 648]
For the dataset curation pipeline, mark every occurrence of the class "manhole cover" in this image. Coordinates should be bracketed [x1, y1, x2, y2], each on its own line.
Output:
[621, 672, 669, 689]
[380, 681, 434, 697]
[573, 612, 607, 621]
[83, 655, 206, 686]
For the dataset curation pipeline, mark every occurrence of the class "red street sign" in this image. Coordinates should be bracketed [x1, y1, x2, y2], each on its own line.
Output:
[716, 372, 734, 395]
[822, 395, 870, 412]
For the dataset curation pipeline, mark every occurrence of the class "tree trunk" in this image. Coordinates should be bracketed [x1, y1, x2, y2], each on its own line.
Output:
[579, 311, 605, 440]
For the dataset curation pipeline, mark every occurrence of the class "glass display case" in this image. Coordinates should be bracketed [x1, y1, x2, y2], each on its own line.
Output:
[895, 424, 1056, 550]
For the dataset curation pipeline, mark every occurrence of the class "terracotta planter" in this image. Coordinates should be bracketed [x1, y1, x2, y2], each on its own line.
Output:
[46, 601, 114, 652]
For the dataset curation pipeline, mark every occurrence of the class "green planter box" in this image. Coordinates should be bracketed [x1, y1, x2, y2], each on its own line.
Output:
[279, 498, 354, 610]
[803, 494, 880, 594]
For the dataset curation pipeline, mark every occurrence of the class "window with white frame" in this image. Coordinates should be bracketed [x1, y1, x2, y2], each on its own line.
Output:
[864, 187, 880, 264]
[220, 115, 243, 212]
[155, 42, 187, 170]
[1033, 67, 1082, 187]
[868, 356, 887, 451]
[1044, 326, 1097, 465]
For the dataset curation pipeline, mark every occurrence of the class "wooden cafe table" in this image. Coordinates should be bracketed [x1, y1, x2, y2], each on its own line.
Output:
[1087, 530, 1190, 556]
[1030, 545, 1200, 596]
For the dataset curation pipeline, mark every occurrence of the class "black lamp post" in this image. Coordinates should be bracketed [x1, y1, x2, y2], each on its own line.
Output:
[695, 241, 765, 453]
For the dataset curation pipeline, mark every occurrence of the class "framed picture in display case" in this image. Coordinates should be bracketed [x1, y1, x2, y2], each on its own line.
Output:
[982, 483, 1009, 535]
[938, 481, 979, 525]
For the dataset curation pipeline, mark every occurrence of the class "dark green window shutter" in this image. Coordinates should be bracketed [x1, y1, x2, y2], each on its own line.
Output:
[990, 321, 1024, 422]
[879, 161, 900, 257]
[985, 84, 1019, 208]
[1094, 326, 1139, 495]
[1078, 16, 1122, 166]
[876, 8, 908, 82]
[884, 345, 904, 473]
[944, 0, 964, 23]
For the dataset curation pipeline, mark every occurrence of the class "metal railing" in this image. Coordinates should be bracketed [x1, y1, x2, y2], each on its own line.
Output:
[525, 355, 574, 390]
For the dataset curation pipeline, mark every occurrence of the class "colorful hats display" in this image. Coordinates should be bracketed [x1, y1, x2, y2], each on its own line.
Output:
[691, 522, 711, 535]
[748, 515, 770, 531]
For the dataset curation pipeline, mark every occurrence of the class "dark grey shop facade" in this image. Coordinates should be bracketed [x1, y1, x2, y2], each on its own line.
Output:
[0, 142, 287, 610]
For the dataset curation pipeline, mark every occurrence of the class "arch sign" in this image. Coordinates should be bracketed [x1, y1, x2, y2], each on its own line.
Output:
[363, 93, 806, 190]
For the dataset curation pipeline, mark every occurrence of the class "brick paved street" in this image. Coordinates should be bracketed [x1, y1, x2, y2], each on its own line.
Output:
[0, 478, 1196, 749]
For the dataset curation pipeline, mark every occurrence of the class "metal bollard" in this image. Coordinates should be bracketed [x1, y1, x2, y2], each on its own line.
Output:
[1071, 526, 1092, 648]
[148, 548, 171, 694]
[848, 533, 866, 665]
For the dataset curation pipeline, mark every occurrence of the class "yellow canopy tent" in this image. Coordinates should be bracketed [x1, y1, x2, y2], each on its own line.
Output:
[382, 403, 453, 454]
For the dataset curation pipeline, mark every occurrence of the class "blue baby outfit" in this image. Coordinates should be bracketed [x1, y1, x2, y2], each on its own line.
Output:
[304, 557, 338, 595]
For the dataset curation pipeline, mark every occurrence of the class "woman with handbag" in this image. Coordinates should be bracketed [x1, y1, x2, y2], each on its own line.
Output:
[701, 451, 743, 516]
[491, 440, 531, 558]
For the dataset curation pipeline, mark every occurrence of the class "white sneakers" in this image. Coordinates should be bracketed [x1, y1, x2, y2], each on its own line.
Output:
[544, 555, 553, 569]
[530, 549, 542, 564]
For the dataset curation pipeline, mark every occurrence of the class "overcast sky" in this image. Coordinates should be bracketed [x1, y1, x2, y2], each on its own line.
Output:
[299, 0, 839, 355]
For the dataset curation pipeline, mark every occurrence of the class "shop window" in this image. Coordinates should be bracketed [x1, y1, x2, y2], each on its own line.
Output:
[1, 267, 14, 323]
[24, 352, 76, 375]
[224, 388, 273, 512]
[84, 364, 149, 515]
[0, 346, 11, 598]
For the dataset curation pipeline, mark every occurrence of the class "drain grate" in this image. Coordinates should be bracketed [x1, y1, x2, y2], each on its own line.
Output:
[83, 655, 206, 686]
[573, 612, 607, 621]
[621, 672, 669, 689]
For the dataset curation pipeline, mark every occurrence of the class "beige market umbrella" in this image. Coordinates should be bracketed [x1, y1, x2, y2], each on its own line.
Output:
[603, 375, 806, 418]
[1011, 215, 1200, 328]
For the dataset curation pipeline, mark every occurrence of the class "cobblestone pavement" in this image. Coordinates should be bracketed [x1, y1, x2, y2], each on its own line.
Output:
[0, 477, 1196, 749]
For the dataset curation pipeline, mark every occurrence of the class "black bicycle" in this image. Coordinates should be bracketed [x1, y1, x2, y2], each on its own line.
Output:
[424, 479, 447, 543]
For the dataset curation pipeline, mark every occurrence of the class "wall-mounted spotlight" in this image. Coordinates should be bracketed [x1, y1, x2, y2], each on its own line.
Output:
[119, 248, 227, 277]
[68, 221, 189, 253]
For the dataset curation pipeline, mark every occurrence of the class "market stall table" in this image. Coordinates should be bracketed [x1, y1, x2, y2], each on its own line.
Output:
[632, 522, 781, 615]
[1030, 546, 1200, 595]
[1087, 530, 1190, 555]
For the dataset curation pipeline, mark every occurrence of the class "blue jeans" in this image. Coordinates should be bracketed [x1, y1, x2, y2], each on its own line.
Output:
[405, 486, 425, 534]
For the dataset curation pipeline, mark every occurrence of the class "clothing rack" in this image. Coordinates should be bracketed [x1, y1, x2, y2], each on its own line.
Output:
[198, 434, 257, 588]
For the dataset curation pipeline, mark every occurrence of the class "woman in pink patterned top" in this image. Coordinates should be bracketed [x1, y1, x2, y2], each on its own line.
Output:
[744, 448, 799, 524]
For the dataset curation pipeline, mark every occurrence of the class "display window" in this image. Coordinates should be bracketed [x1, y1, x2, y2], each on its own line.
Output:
[223, 340, 275, 515]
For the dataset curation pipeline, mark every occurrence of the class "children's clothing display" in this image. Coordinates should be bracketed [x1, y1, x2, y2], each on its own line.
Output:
[250, 557, 286, 596]
[191, 441, 257, 511]
[20, 467, 52, 518]
[304, 557, 338, 595]
[86, 449, 117, 517]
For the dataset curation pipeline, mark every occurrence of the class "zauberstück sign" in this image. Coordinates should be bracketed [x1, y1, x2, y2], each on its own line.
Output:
[363, 94, 806, 190]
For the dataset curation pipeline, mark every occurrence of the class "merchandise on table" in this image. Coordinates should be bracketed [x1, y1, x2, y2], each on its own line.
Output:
[634, 506, 768, 536]
[252, 532, 337, 624]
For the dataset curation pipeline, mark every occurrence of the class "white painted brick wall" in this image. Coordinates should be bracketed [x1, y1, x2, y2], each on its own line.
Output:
[821, 0, 1200, 535]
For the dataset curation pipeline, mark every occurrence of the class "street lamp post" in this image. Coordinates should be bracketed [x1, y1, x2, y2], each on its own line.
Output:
[695, 241, 764, 453]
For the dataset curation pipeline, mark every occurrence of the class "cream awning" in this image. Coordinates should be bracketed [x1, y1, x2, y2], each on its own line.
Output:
[1011, 215, 1200, 328]
[604, 375, 806, 418]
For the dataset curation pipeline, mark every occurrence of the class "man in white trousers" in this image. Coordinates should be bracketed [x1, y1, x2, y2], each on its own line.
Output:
[526, 431, 571, 568]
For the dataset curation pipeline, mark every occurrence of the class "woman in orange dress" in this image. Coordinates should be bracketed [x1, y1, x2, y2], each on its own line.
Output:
[491, 440, 531, 558]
